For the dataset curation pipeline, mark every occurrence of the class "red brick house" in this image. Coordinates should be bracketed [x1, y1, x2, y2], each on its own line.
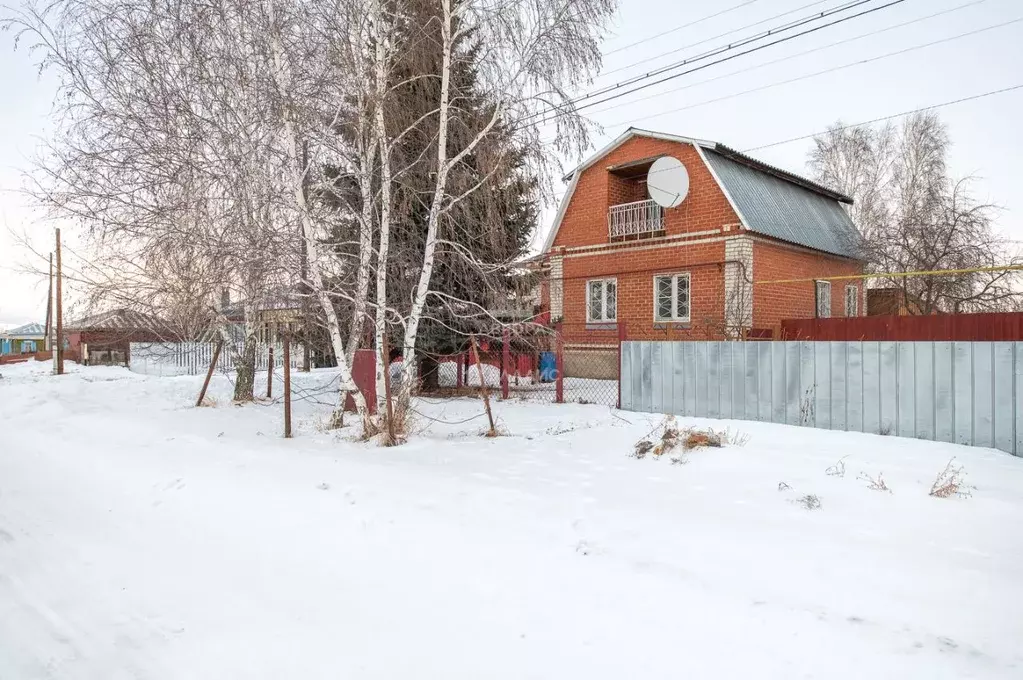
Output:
[540, 128, 864, 375]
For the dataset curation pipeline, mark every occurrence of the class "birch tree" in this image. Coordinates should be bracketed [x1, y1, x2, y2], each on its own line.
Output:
[810, 112, 1020, 314]
[389, 0, 615, 415]
[4, 0, 291, 401]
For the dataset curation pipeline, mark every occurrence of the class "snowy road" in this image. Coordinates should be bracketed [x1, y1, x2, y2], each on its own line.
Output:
[2, 362, 1022, 678]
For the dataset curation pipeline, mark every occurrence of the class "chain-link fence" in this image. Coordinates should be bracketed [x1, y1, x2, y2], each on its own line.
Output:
[416, 323, 623, 408]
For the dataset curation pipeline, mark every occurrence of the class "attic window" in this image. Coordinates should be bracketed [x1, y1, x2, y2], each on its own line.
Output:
[606, 155, 660, 180]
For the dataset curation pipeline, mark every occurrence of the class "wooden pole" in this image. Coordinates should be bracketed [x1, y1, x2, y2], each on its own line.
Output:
[501, 327, 510, 400]
[196, 340, 223, 407]
[55, 228, 64, 374]
[470, 334, 497, 437]
[266, 345, 274, 398]
[283, 334, 292, 438]
[381, 332, 396, 445]
[617, 321, 627, 409]
[44, 253, 53, 352]
[555, 322, 564, 404]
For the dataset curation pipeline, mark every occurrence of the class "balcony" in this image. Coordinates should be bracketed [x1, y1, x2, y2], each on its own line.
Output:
[608, 199, 664, 240]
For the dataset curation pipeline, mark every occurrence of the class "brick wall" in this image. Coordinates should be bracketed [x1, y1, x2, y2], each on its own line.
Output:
[753, 239, 864, 336]
[551, 136, 741, 249]
[607, 173, 646, 207]
[548, 133, 864, 343]
[560, 238, 728, 343]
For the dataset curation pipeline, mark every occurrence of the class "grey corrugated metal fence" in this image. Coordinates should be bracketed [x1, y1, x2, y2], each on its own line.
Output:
[620, 341, 1023, 456]
[129, 341, 303, 377]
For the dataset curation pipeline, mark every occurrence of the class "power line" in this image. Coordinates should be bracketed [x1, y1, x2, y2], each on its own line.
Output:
[584, 0, 989, 119]
[596, 16, 1021, 129]
[601, 1, 762, 58]
[530, 0, 908, 125]
[537, 84, 1023, 216]
[598, 0, 831, 80]
[743, 83, 1023, 151]
[552, 0, 876, 111]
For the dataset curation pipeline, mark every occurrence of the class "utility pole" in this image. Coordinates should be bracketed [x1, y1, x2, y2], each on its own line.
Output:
[300, 140, 312, 372]
[44, 253, 53, 352]
[283, 333, 292, 438]
[55, 228, 64, 375]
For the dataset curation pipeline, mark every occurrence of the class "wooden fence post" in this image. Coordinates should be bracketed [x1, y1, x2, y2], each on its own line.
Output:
[283, 335, 292, 438]
[381, 332, 396, 445]
[196, 340, 223, 407]
[55, 227, 64, 375]
[471, 334, 497, 437]
[555, 322, 564, 404]
[501, 327, 511, 400]
[266, 345, 274, 398]
[617, 321, 627, 409]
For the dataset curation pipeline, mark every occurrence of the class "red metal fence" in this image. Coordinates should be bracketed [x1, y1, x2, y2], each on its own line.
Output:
[781, 312, 1023, 341]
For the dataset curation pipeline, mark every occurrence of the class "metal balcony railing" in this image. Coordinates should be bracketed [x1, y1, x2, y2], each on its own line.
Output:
[608, 199, 664, 239]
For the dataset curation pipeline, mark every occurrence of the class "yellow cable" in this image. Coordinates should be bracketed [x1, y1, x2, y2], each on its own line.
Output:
[755, 264, 1023, 285]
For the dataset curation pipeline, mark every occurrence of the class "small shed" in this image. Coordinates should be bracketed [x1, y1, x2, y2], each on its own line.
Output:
[66, 309, 171, 366]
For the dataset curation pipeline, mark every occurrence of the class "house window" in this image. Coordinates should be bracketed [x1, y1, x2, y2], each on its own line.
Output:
[845, 285, 858, 317]
[586, 278, 617, 323]
[654, 273, 691, 323]
[815, 280, 832, 318]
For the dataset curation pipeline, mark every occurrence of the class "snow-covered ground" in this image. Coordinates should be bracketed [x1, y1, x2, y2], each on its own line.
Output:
[2, 360, 1022, 679]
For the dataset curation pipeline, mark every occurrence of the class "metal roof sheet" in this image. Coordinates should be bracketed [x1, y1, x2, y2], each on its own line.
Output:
[5, 322, 45, 337]
[702, 147, 863, 259]
[68, 309, 167, 332]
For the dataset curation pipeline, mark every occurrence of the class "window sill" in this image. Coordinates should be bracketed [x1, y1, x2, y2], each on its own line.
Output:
[654, 322, 691, 329]
[586, 323, 618, 331]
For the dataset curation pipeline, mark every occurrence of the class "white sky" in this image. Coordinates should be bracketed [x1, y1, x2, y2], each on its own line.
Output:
[1, 0, 1021, 327]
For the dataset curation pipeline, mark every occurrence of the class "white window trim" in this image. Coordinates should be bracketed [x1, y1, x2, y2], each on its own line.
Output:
[845, 285, 858, 317]
[815, 280, 832, 319]
[653, 272, 692, 323]
[586, 278, 617, 323]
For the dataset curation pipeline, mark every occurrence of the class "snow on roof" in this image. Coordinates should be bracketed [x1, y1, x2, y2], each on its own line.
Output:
[4, 322, 45, 337]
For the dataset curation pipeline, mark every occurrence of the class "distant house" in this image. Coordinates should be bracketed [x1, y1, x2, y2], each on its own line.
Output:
[0, 322, 46, 356]
[867, 287, 929, 316]
[539, 128, 864, 376]
[66, 309, 171, 365]
[219, 293, 306, 348]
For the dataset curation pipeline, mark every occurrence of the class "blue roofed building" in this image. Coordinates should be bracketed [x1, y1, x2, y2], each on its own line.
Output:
[1, 322, 47, 356]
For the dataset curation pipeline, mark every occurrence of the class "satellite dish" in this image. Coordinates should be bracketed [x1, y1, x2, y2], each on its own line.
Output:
[647, 156, 689, 208]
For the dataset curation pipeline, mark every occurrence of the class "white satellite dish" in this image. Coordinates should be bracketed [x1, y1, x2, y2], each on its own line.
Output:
[647, 156, 689, 208]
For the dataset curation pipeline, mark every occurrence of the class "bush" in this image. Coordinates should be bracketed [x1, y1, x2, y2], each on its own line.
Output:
[930, 458, 974, 498]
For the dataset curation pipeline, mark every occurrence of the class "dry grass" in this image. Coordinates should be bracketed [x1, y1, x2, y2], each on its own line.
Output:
[632, 416, 748, 460]
[930, 457, 974, 499]
[197, 396, 218, 408]
[825, 456, 848, 478]
[795, 494, 821, 510]
[858, 471, 892, 493]
[682, 430, 722, 450]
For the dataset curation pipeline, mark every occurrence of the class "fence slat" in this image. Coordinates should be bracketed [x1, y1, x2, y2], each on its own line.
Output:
[129, 341, 306, 377]
[934, 342, 954, 443]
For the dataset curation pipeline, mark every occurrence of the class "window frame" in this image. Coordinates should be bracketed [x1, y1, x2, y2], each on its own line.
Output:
[653, 272, 692, 323]
[845, 284, 858, 317]
[815, 280, 832, 319]
[585, 278, 618, 324]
